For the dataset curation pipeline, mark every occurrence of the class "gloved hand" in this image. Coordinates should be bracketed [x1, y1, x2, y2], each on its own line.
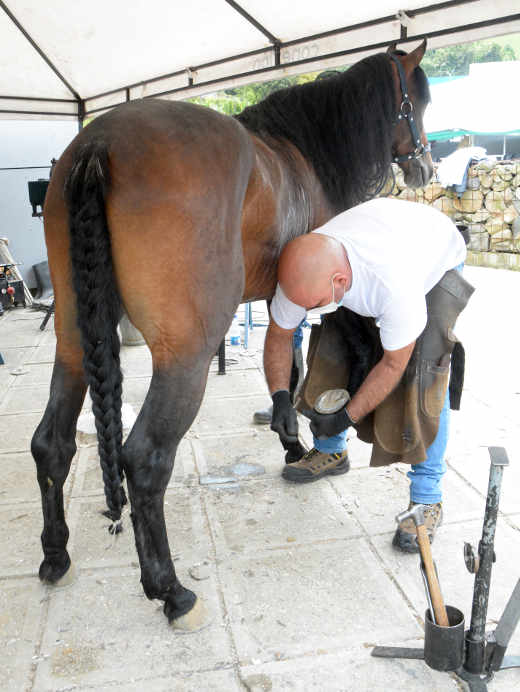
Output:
[301, 406, 355, 440]
[270, 390, 298, 444]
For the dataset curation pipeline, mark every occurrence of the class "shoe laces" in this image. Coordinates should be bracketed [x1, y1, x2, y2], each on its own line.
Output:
[302, 448, 321, 462]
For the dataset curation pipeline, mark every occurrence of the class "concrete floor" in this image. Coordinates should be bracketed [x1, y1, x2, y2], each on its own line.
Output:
[0, 264, 519, 692]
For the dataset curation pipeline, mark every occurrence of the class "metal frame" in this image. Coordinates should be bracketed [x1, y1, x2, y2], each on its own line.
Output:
[1, 1, 519, 123]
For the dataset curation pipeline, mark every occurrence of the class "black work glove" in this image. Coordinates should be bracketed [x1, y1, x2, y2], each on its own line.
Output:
[270, 390, 298, 445]
[301, 407, 355, 440]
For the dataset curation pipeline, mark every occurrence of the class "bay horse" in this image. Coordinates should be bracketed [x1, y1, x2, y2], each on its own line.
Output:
[32, 41, 433, 628]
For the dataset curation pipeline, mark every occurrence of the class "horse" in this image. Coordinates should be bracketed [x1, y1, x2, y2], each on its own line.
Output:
[32, 40, 433, 629]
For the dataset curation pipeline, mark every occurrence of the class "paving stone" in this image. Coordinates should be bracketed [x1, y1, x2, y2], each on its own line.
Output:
[119, 376, 151, 407]
[62, 668, 241, 691]
[0, 346, 35, 368]
[330, 464, 485, 537]
[203, 368, 267, 400]
[0, 577, 42, 692]
[448, 443, 520, 517]
[33, 567, 233, 690]
[194, 429, 286, 478]
[0, 502, 43, 577]
[0, 451, 47, 504]
[205, 476, 360, 557]
[0, 411, 44, 452]
[0, 384, 50, 414]
[238, 646, 458, 691]
[0, 327, 43, 348]
[218, 539, 421, 663]
[8, 363, 53, 387]
[24, 342, 56, 364]
[77, 438, 195, 496]
[69, 486, 211, 571]
[120, 344, 153, 377]
[192, 395, 275, 435]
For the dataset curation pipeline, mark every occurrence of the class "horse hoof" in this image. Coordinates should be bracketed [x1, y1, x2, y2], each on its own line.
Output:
[170, 597, 210, 633]
[53, 562, 77, 588]
[39, 559, 77, 588]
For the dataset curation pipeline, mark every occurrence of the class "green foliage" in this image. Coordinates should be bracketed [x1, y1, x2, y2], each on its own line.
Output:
[188, 71, 322, 115]
[421, 39, 516, 77]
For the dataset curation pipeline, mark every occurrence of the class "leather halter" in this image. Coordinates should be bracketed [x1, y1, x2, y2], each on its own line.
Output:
[390, 54, 431, 164]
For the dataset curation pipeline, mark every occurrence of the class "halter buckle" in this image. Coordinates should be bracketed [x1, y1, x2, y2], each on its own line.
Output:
[400, 99, 414, 117]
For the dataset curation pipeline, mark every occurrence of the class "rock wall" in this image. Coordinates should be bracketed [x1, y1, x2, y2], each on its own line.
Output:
[383, 161, 520, 254]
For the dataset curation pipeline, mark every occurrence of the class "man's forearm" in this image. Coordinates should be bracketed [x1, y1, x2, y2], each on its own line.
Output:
[264, 323, 295, 394]
[347, 358, 407, 422]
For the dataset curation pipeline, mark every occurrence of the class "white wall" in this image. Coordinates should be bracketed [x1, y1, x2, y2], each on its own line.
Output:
[0, 120, 77, 288]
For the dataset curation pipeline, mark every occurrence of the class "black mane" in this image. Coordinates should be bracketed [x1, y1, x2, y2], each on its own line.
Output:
[236, 53, 427, 213]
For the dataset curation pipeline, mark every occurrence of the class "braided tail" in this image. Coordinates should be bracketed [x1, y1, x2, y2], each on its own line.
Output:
[65, 141, 126, 534]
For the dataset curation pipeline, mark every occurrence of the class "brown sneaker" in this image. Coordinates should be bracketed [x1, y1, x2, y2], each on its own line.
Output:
[392, 502, 443, 553]
[282, 448, 349, 483]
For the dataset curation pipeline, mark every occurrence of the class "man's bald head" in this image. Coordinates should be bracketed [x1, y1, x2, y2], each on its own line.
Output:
[278, 233, 351, 308]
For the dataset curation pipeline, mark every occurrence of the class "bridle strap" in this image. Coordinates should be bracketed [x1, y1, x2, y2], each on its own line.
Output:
[389, 54, 431, 163]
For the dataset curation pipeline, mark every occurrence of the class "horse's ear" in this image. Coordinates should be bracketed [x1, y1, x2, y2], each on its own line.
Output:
[387, 42, 397, 54]
[402, 39, 427, 72]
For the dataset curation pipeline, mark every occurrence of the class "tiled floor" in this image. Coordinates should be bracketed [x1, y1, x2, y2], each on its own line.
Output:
[0, 265, 519, 691]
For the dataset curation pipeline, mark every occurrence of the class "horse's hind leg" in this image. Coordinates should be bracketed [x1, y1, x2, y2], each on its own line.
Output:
[32, 339, 87, 583]
[122, 353, 212, 626]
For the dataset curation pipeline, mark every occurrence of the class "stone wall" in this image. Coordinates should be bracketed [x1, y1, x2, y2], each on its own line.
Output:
[383, 161, 520, 259]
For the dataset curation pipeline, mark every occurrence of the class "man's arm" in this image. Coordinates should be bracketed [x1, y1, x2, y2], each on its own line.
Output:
[346, 340, 416, 422]
[264, 319, 297, 394]
[302, 340, 416, 439]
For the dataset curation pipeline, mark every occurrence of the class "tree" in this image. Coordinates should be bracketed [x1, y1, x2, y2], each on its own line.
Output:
[420, 40, 516, 78]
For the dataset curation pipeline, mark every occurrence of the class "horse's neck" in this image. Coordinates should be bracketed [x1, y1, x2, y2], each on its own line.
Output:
[241, 136, 333, 302]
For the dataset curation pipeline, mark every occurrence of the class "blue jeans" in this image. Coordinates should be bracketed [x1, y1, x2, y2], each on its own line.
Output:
[293, 323, 304, 350]
[314, 262, 464, 503]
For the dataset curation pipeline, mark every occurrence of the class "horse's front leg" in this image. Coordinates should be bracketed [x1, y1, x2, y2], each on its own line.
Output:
[122, 356, 212, 628]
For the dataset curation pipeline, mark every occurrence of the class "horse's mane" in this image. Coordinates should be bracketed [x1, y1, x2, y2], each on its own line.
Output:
[236, 52, 429, 213]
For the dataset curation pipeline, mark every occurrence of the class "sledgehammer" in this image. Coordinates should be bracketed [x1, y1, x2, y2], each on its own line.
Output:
[396, 505, 450, 627]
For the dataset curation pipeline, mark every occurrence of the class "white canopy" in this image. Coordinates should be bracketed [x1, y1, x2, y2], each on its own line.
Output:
[1, 0, 520, 121]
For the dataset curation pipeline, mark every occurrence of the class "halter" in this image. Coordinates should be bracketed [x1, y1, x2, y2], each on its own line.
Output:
[389, 54, 431, 164]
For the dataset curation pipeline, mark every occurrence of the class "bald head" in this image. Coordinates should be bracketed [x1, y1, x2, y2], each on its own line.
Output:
[278, 233, 351, 309]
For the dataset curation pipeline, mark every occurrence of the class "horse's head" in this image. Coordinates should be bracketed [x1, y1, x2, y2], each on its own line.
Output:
[389, 40, 433, 188]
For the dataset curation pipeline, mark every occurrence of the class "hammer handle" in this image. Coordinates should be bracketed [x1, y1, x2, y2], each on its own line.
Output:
[416, 525, 450, 627]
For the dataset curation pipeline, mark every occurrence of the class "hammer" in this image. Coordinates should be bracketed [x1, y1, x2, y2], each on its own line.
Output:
[396, 504, 450, 627]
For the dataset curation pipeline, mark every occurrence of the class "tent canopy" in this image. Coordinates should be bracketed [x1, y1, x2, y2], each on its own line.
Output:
[1, 0, 520, 121]
[425, 60, 520, 140]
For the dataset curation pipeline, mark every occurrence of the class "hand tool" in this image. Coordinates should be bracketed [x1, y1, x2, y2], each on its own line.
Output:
[396, 504, 450, 627]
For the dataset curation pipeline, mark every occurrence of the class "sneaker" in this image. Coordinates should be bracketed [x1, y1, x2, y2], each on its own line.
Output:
[253, 404, 273, 424]
[282, 448, 349, 483]
[392, 502, 443, 553]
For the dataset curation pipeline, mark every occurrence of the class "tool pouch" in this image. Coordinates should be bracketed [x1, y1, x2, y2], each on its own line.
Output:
[295, 269, 474, 466]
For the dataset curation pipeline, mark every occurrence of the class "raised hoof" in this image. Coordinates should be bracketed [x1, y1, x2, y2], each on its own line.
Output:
[39, 557, 77, 587]
[170, 597, 210, 633]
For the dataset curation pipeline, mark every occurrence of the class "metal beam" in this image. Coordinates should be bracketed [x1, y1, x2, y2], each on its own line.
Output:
[0, 109, 77, 117]
[0, 94, 76, 103]
[0, 0, 81, 101]
[224, 0, 280, 45]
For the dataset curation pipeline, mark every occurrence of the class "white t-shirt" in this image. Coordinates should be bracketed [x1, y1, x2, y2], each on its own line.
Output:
[270, 198, 466, 351]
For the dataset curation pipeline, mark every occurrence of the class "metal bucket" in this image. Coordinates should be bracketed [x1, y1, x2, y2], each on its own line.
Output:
[424, 606, 465, 671]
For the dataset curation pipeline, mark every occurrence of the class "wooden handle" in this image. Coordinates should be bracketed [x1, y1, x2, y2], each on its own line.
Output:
[416, 525, 450, 627]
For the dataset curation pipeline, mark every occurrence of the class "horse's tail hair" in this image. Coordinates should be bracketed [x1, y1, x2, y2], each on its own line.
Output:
[65, 140, 126, 534]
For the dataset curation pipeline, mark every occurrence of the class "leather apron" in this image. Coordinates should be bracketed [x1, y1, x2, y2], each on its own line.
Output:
[295, 269, 475, 466]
